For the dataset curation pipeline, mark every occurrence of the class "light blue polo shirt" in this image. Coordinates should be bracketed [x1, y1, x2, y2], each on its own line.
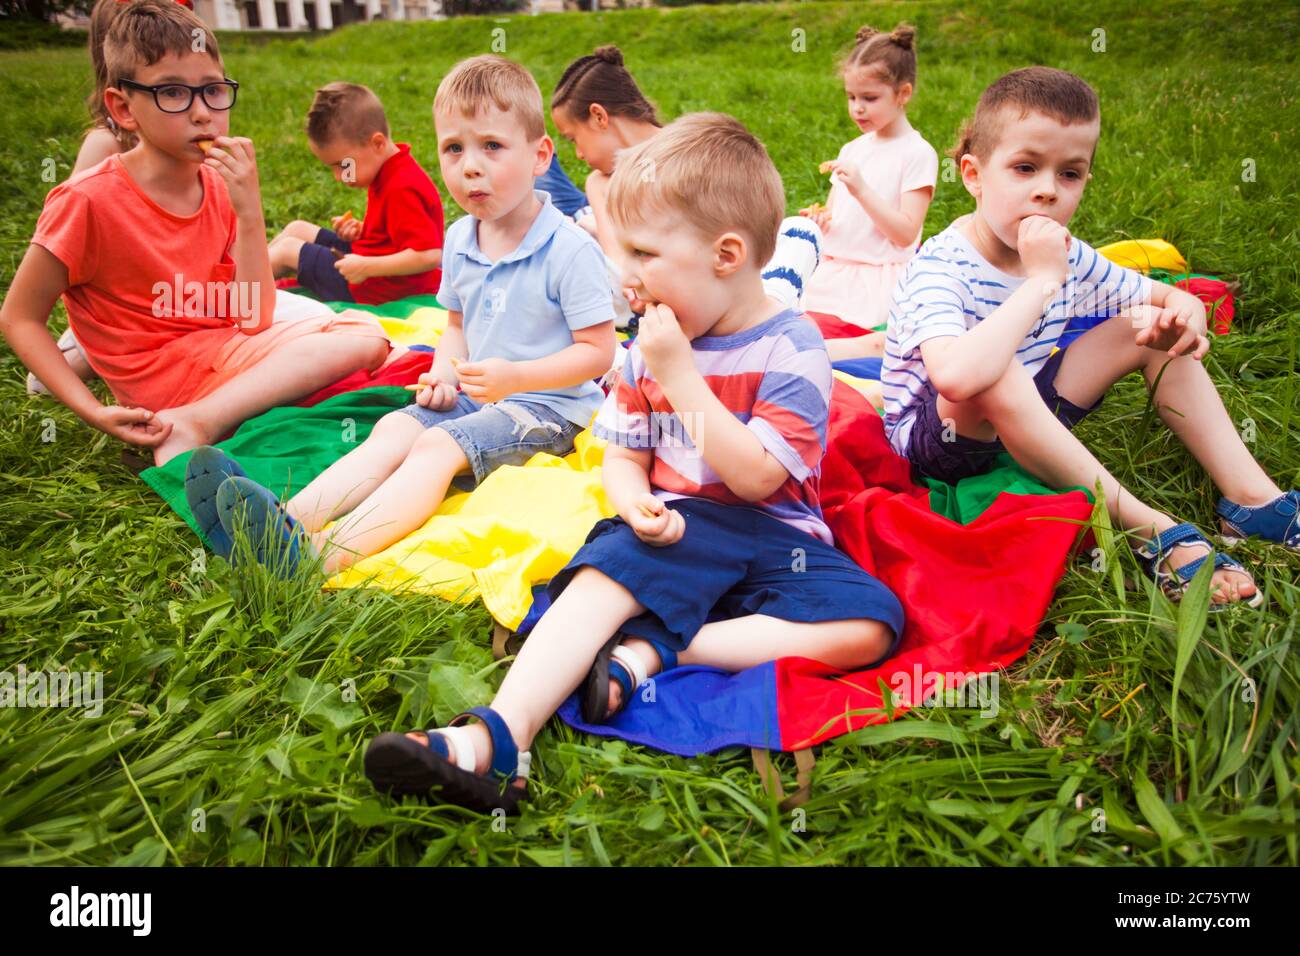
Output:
[437, 189, 615, 426]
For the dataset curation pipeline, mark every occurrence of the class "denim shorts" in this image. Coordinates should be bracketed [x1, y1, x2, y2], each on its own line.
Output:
[547, 497, 905, 659]
[906, 346, 1102, 486]
[295, 226, 354, 303]
[397, 392, 583, 492]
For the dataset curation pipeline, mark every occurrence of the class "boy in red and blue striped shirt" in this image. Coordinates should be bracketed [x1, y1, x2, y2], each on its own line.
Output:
[364, 112, 904, 816]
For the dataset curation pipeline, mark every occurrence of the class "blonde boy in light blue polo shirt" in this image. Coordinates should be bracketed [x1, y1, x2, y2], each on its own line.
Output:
[184, 55, 618, 577]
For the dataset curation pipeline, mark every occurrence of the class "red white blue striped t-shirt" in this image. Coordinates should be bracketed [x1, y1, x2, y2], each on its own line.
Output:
[592, 308, 834, 543]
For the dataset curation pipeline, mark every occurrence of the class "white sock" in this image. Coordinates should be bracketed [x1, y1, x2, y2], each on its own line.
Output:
[761, 216, 823, 311]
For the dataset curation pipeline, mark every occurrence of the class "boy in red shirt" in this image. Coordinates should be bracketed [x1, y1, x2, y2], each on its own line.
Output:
[268, 82, 444, 304]
[0, 1, 391, 466]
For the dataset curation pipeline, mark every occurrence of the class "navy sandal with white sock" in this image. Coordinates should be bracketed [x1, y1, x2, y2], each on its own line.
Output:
[580, 635, 677, 723]
[1217, 490, 1300, 552]
[364, 706, 530, 815]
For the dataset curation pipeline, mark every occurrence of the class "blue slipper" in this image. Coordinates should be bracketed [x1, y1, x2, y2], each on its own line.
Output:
[184, 446, 248, 560]
[214, 476, 314, 577]
[1217, 490, 1300, 552]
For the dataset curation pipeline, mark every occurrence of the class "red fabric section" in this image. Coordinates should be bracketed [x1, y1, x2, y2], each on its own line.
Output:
[805, 310, 869, 340]
[776, 381, 1094, 749]
[1175, 276, 1235, 335]
[297, 348, 432, 406]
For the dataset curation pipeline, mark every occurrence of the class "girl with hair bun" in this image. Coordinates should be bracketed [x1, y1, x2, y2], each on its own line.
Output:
[800, 24, 939, 365]
[552, 45, 825, 324]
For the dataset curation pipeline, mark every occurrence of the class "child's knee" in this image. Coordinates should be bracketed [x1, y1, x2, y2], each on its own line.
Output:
[409, 424, 466, 466]
[842, 618, 893, 668]
[969, 362, 1036, 419]
[285, 220, 319, 241]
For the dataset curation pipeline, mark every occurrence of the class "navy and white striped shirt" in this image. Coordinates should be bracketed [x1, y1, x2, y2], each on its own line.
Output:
[881, 223, 1152, 455]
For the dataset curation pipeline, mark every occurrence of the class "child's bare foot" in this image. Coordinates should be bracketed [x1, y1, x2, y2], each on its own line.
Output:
[151, 410, 209, 466]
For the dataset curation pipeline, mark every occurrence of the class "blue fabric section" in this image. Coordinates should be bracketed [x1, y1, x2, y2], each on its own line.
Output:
[555, 662, 784, 756]
[832, 356, 883, 380]
[535, 155, 589, 219]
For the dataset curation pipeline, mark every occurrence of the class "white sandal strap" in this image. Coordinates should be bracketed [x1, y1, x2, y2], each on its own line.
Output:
[428, 725, 478, 772]
[516, 751, 532, 781]
[611, 644, 649, 689]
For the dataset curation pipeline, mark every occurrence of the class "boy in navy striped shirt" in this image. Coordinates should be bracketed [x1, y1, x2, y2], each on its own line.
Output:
[364, 113, 905, 815]
[882, 66, 1297, 610]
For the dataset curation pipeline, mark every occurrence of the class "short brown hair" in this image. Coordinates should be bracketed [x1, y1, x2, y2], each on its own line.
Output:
[551, 45, 662, 128]
[103, 0, 220, 87]
[606, 112, 784, 266]
[433, 55, 546, 142]
[306, 82, 389, 145]
[951, 66, 1100, 162]
[841, 23, 918, 90]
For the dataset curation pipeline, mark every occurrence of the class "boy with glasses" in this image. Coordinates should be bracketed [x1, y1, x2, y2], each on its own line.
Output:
[0, 0, 391, 466]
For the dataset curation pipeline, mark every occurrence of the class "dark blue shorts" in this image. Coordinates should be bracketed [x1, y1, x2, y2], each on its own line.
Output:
[907, 346, 1101, 486]
[547, 497, 905, 661]
[295, 227, 354, 303]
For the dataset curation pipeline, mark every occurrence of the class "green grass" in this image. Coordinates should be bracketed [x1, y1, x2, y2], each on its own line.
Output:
[1, 0, 1298, 866]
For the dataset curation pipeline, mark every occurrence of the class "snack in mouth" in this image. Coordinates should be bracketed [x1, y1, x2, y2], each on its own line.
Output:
[196, 138, 215, 154]
[818, 160, 834, 175]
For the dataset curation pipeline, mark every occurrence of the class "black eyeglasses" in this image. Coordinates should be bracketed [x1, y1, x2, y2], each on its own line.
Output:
[117, 78, 238, 113]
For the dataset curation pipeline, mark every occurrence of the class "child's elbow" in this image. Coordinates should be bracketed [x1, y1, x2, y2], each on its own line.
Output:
[926, 362, 974, 404]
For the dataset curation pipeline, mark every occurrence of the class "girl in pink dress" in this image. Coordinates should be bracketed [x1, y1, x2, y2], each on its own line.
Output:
[801, 24, 939, 362]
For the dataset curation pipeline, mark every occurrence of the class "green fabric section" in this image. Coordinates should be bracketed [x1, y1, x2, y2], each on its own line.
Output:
[139, 386, 411, 546]
[324, 294, 442, 317]
[925, 452, 1094, 524]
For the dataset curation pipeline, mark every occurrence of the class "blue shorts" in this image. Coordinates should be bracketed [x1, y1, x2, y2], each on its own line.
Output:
[547, 497, 905, 659]
[397, 393, 583, 492]
[906, 346, 1101, 486]
[295, 227, 354, 303]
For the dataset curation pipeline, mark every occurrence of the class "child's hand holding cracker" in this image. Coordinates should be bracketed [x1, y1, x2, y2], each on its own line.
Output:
[411, 370, 459, 411]
[636, 302, 695, 384]
[331, 210, 362, 242]
[1017, 215, 1071, 287]
[626, 492, 685, 547]
[201, 136, 262, 221]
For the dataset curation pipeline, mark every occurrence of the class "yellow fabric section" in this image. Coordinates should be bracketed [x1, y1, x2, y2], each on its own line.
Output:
[324, 427, 615, 630]
[375, 306, 449, 347]
[1095, 238, 1187, 274]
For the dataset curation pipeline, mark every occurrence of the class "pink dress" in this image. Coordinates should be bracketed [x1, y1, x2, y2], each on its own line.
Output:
[803, 126, 939, 330]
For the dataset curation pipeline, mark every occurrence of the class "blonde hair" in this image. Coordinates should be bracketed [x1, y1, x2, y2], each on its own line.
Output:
[306, 82, 389, 145]
[433, 55, 546, 142]
[103, 0, 221, 87]
[606, 112, 784, 266]
[842, 23, 918, 90]
[951, 66, 1100, 162]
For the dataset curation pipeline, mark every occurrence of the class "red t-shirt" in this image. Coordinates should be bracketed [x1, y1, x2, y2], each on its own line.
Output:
[348, 143, 444, 304]
[31, 154, 242, 410]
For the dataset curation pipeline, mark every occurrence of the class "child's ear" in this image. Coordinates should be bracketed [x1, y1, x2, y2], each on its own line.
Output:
[104, 87, 139, 133]
[897, 82, 914, 107]
[712, 232, 747, 276]
[534, 134, 555, 177]
[959, 153, 981, 199]
[588, 103, 609, 129]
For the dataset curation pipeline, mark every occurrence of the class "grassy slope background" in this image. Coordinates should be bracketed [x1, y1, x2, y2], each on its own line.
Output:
[0, 1, 1296, 865]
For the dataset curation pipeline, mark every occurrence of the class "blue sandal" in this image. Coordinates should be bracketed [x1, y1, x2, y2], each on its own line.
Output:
[364, 706, 530, 815]
[1217, 490, 1300, 552]
[1136, 522, 1264, 610]
[184, 446, 248, 560]
[580, 635, 677, 723]
[214, 476, 315, 577]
